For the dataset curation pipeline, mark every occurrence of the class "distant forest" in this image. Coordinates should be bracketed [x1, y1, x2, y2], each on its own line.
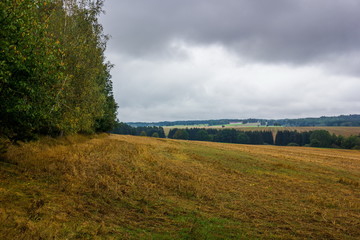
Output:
[128, 114, 360, 127]
[112, 123, 360, 150]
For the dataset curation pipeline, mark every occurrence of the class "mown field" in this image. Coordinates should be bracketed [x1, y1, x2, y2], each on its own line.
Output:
[1, 134, 359, 239]
[163, 126, 360, 137]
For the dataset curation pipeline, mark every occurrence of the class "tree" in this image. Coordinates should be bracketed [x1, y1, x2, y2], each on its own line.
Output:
[195, 130, 210, 141]
[0, 0, 117, 141]
[310, 130, 332, 148]
[275, 131, 284, 146]
[342, 136, 360, 149]
[173, 129, 189, 140]
[236, 132, 249, 144]
[0, 0, 63, 141]
[168, 129, 178, 138]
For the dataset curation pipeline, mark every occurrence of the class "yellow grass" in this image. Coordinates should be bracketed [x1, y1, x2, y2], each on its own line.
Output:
[1, 134, 359, 239]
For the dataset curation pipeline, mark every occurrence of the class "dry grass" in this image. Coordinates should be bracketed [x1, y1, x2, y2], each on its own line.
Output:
[0, 134, 359, 239]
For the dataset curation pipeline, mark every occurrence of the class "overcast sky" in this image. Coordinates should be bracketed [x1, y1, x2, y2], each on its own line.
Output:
[99, 0, 360, 122]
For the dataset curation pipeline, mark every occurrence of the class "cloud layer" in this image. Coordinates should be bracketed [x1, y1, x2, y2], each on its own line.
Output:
[100, 0, 360, 121]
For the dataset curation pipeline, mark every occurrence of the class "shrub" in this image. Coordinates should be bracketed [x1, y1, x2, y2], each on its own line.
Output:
[151, 132, 160, 138]
[287, 142, 299, 146]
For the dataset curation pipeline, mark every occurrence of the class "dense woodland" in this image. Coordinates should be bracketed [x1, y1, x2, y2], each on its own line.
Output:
[0, 0, 117, 143]
[112, 122, 165, 138]
[129, 114, 360, 127]
[113, 123, 360, 149]
[169, 128, 360, 149]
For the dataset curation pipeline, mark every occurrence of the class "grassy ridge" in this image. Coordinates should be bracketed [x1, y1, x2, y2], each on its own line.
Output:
[1, 134, 359, 239]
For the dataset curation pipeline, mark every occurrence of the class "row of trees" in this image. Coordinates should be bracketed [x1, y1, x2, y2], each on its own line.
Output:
[112, 122, 166, 138]
[168, 128, 274, 145]
[0, 0, 117, 142]
[111, 123, 360, 149]
[275, 131, 311, 146]
[275, 130, 360, 149]
[127, 115, 360, 127]
[167, 128, 360, 149]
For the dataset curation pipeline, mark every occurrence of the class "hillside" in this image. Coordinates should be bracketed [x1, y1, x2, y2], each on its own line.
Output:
[1, 134, 360, 239]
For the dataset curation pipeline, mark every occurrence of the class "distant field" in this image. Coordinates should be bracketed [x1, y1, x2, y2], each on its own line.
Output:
[1, 134, 359, 239]
[163, 125, 360, 137]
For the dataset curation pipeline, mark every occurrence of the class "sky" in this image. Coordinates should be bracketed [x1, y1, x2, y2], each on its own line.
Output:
[99, 0, 360, 122]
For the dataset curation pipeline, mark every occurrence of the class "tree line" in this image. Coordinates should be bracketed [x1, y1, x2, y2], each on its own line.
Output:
[111, 122, 360, 149]
[127, 114, 360, 127]
[169, 128, 274, 145]
[168, 128, 360, 149]
[274, 130, 360, 149]
[0, 0, 117, 143]
[112, 122, 165, 138]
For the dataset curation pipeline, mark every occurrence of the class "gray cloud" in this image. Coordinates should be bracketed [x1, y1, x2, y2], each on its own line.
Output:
[99, 0, 360, 121]
[102, 0, 360, 67]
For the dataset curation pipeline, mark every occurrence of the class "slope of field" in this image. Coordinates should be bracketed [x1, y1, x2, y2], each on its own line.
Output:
[1, 134, 359, 239]
[163, 126, 360, 137]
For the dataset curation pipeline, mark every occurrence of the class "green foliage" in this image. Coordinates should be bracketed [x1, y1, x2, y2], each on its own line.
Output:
[310, 130, 332, 148]
[0, 0, 63, 140]
[167, 128, 360, 150]
[275, 131, 310, 146]
[287, 142, 299, 146]
[0, 0, 117, 141]
[342, 135, 360, 149]
[237, 132, 249, 144]
[151, 132, 160, 138]
[112, 122, 166, 138]
[195, 130, 211, 141]
[173, 129, 190, 140]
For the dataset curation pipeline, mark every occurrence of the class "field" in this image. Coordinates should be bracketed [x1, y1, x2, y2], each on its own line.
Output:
[163, 125, 360, 137]
[1, 134, 360, 239]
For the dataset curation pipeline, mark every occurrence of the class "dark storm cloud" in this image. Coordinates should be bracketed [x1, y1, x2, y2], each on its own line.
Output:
[102, 0, 360, 66]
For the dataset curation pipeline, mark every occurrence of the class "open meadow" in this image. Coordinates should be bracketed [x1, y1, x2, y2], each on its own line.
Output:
[1, 134, 359, 239]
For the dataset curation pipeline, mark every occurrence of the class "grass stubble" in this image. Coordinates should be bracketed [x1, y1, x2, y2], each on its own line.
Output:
[0, 134, 359, 239]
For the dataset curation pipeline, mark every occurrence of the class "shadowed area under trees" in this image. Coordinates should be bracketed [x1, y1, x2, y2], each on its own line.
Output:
[0, 0, 117, 144]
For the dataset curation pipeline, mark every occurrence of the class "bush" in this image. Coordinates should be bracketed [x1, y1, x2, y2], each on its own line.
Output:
[151, 132, 160, 138]
[287, 142, 299, 146]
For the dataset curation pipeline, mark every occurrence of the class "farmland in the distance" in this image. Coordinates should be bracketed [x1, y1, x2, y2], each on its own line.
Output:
[1, 134, 359, 239]
[163, 125, 360, 137]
